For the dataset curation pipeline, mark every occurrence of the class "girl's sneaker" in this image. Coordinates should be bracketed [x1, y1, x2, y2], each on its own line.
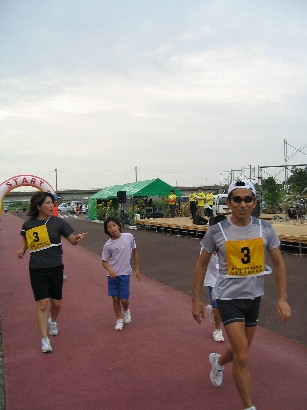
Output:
[206, 305, 215, 325]
[115, 318, 124, 331]
[123, 309, 131, 323]
[41, 337, 52, 353]
[213, 329, 224, 342]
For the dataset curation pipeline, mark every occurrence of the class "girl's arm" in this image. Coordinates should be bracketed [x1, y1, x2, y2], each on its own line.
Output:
[132, 248, 141, 281]
[102, 260, 117, 278]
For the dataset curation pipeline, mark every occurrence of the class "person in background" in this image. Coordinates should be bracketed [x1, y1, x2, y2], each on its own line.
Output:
[52, 195, 59, 217]
[196, 187, 206, 218]
[192, 180, 291, 410]
[17, 191, 87, 353]
[102, 216, 141, 331]
[189, 190, 197, 219]
[22, 204, 27, 216]
[167, 190, 177, 218]
[4, 205, 8, 215]
[205, 189, 214, 218]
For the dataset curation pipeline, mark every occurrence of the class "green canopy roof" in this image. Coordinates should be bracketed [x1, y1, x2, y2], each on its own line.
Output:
[87, 179, 182, 220]
[90, 178, 182, 200]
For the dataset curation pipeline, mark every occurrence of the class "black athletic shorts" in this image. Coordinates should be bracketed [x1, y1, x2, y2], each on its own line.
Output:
[29, 264, 64, 301]
[217, 296, 261, 327]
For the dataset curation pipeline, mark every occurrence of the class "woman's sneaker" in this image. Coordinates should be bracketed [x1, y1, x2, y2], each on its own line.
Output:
[206, 305, 215, 325]
[213, 329, 224, 342]
[209, 353, 224, 387]
[115, 318, 124, 331]
[123, 309, 131, 323]
[48, 318, 59, 336]
[41, 337, 52, 353]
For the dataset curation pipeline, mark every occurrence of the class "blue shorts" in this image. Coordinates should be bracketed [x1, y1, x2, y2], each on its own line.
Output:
[108, 275, 130, 300]
[217, 297, 261, 327]
[207, 286, 218, 308]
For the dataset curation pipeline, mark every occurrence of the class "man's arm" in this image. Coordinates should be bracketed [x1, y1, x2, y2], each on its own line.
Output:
[268, 247, 291, 322]
[192, 249, 212, 324]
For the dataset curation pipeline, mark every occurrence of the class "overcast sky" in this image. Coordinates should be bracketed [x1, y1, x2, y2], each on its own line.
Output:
[1, 0, 307, 192]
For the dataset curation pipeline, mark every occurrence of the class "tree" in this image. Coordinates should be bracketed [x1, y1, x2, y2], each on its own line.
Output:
[262, 177, 282, 213]
[288, 167, 307, 195]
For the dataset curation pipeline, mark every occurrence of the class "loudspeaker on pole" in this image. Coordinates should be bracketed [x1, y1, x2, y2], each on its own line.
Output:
[117, 191, 127, 204]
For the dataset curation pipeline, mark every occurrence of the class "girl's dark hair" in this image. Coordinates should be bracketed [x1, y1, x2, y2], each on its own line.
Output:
[28, 191, 54, 219]
[103, 216, 122, 236]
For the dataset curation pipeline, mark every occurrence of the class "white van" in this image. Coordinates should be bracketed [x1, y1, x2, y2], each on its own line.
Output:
[212, 194, 231, 216]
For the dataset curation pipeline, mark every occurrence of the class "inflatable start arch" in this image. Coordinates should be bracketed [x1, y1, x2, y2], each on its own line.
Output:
[0, 175, 56, 214]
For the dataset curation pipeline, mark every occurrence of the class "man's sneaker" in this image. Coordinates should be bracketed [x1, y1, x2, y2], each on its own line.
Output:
[115, 318, 124, 331]
[206, 305, 215, 325]
[209, 353, 224, 387]
[123, 309, 132, 324]
[244, 407, 256, 410]
[213, 329, 224, 342]
[48, 318, 58, 336]
[41, 337, 52, 353]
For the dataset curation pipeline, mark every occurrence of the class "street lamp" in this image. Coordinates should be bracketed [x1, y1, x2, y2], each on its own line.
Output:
[55, 169, 58, 192]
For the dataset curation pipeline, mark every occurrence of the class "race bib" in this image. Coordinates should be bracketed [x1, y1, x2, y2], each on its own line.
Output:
[225, 237, 265, 278]
[26, 224, 52, 251]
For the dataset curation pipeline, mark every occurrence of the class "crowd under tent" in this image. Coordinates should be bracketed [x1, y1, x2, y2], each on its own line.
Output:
[87, 178, 182, 220]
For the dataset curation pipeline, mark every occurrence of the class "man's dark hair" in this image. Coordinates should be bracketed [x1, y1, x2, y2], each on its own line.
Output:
[28, 191, 54, 219]
[103, 216, 122, 236]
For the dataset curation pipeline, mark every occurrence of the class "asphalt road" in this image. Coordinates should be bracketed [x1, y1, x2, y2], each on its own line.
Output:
[61, 216, 307, 346]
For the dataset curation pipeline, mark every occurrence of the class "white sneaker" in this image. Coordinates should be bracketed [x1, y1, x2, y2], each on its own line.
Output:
[206, 305, 215, 325]
[63, 275, 67, 281]
[48, 317, 58, 336]
[115, 318, 124, 330]
[123, 309, 131, 324]
[213, 329, 224, 342]
[41, 337, 52, 353]
[209, 353, 224, 387]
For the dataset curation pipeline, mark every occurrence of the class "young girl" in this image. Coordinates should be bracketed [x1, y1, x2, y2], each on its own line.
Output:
[204, 253, 224, 342]
[102, 216, 141, 330]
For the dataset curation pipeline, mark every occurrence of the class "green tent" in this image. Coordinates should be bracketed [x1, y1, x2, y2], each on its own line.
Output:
[88, 178, 182, 220]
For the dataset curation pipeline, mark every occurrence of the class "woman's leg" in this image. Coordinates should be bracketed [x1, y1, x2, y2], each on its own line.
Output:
[36, 298, 49, 338]
[50, 298, 61, 322]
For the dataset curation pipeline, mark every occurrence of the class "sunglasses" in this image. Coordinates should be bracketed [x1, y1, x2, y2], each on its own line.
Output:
[231, 196, 254, 204]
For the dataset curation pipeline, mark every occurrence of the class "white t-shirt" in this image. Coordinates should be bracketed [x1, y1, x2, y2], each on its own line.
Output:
[102, 232, 136, 276]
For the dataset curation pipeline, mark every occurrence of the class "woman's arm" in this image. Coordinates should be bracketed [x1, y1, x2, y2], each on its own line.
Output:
[66, 232, 88, 245]
[17, 237, 28, 259]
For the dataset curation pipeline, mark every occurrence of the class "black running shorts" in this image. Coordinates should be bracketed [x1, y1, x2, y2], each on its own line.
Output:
[217, 296, 261, 327]
[29, 264, 64, 301]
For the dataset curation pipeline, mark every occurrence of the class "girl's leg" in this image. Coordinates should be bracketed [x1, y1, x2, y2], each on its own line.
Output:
[112, 296, 122, 318]
[213, 307, 222, 330]
[120, 299, 129, 312]
[36, 298, 49, 338]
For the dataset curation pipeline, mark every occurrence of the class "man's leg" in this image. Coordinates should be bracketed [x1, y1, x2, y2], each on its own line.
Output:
[219, 323, 257, 409]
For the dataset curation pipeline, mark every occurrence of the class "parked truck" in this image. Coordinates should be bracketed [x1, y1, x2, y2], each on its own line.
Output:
[212, 194, 231, 216]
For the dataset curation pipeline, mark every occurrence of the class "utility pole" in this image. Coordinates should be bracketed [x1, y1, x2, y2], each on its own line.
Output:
[55, 169, 58, 192]
[135, 166, 138, 182]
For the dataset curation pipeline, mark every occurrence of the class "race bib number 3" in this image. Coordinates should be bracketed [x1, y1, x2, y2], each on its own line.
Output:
[225, 237, 265, 277]
[26, 225, 52, 251]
